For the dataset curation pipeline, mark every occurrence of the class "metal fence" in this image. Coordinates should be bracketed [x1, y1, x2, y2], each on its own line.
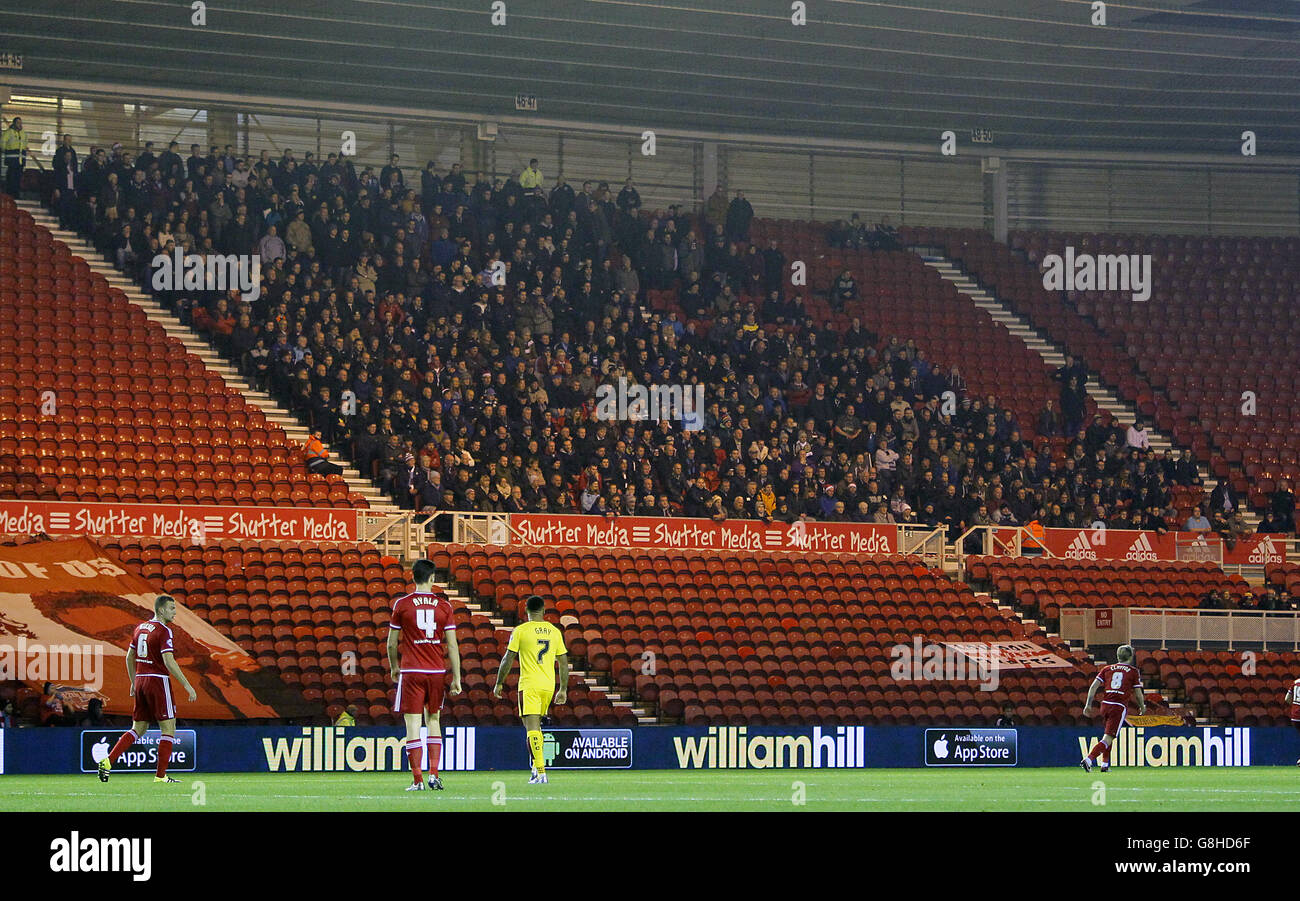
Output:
[1062, 607, 1300, 652]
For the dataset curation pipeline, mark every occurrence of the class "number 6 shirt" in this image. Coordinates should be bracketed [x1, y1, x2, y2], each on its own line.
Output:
[389, 591, 456, 673]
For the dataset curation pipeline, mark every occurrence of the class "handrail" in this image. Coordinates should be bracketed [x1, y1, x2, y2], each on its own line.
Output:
[955, 525, 1055, 569]
[899, 525, 946, 568]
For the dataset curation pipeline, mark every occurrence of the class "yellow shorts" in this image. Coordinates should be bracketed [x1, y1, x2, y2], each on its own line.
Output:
[518, 688, 553, 718]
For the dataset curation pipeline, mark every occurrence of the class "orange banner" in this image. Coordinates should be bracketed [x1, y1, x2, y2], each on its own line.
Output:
[0, 538, 289, 719]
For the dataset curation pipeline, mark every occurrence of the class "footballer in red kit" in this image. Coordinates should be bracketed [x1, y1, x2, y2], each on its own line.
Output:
[387, 559, 462, 791]
[1285, 675, 1300, 766]
[97, 595, 198, 784]
[1080, 644, 1145, 772]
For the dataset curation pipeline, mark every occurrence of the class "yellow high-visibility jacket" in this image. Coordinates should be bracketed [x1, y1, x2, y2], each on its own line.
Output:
[1, 126, 28, 156]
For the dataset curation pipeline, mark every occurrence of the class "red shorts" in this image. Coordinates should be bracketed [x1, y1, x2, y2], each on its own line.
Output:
[1100, 700, 1127, 735]
[132, 676, 176, 723]
[394, 672, 446, 715]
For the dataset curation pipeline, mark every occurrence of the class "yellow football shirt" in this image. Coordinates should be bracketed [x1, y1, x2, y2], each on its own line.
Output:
[507, 620, 567, 691]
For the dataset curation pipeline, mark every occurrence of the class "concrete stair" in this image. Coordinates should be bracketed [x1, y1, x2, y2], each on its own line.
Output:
[18, 200, 397, 513]
[918, 250, 1256, 530]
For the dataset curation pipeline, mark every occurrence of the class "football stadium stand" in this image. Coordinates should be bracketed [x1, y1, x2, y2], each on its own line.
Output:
[1, 131, 1295, 739]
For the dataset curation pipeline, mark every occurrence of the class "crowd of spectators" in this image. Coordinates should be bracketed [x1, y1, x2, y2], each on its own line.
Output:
[827, 213, 900, 251]
[1200, 588, 1300, 613]
[40, 136, 1295, 541]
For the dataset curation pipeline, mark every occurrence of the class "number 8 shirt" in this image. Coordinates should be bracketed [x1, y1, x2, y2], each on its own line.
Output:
[1094, 662, 1141, 734]
[389, 591, 456, 714]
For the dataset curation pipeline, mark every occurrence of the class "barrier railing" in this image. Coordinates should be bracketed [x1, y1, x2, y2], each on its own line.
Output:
[1061, 606, 1300, 652]
[956, 525, 1054, 569]
[446, 512, 513, 547]
[899, 526, 946, 568]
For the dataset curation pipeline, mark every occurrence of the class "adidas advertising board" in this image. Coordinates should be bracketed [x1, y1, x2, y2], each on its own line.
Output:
[1065, 530, 1098, 560]
[1248, 536, 1284, 564]
[1123, 532, 1159, 561]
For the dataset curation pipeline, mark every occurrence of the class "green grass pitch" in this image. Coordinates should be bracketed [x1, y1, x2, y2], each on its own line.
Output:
[3, 768, 1299, 812]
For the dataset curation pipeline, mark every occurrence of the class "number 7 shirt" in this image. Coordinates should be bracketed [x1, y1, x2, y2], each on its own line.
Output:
[389, 591, 456, 674]
[506, 620, 567, 692]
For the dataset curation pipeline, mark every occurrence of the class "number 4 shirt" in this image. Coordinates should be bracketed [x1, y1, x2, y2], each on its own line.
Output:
[507, 620, 567, 692]
[389, 591, 456, 673]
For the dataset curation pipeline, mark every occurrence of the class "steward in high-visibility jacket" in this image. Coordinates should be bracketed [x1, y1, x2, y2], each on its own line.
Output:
[305, 433, 328, 463]
[1, 116, 28, 197]
[1025, 519, 1046, 551]
[304, 431, 343, 476]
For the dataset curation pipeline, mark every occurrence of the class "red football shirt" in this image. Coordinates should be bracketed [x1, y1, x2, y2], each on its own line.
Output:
[1290, 677, 1300, 721]
[389, 591, 456, 673]
[1095, 662, 1142, 705]
[130, 619, 175, 678]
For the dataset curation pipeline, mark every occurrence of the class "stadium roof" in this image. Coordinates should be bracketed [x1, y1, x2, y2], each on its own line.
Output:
[3, 0, 1300, 156]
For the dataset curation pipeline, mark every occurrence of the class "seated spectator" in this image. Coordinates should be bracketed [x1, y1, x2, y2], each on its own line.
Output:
[1269, 480, 1296, 534]
[1125, 420, 1151, 453]
[827, 218, 853, 249]
[1036, 399, 1061, 438]
[1209, 479, 1241, 515]
[78, 698, 108, 728]
[258, 223, 286, 263]
[830, 268, 858, 311]
[59, 139, 1257, 538]
[304, 428, 342, 476]
[994, 703, 1018, 727]
[334, 704, 359, 727]
[1184, 505, 1211, 532]
[40, 682, 67, 726]
[1141, 504, 1168, 534]
[1258, 511, 1291, 534]
[868, 215, 900, 251]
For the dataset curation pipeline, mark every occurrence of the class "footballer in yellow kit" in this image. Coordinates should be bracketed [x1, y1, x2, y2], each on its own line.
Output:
[493, 594, 569, 784]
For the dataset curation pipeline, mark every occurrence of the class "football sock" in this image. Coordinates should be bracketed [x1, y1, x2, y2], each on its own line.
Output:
[427, 734, 442, 777]
[405, 738, 424, 783]
[1100, 741, 1111, 765]
[108, 730, 140, 764]
[1088, 740, 1108, 761]
[527, 729, 545, 773]
[156, 735, 174, 778]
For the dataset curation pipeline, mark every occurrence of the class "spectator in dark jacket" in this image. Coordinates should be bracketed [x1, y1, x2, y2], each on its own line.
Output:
[725, 190, 754, 242]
